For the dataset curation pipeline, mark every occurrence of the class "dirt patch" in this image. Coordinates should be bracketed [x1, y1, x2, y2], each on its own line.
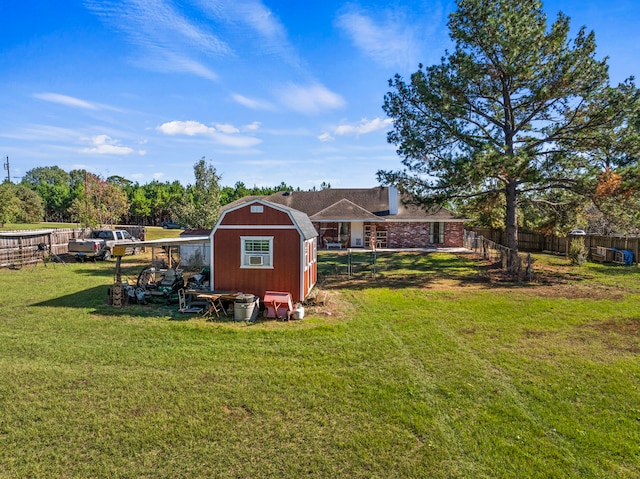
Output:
[525, 283, 626, 300]
[223, 404, 253, 418]
[588, 317, 640, 335]
[303, 288, 353, 319]
[580, 318, 640, 354]
[518, 319, 640, 359]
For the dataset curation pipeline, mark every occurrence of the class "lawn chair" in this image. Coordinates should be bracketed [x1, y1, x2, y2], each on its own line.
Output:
[178, 289, 203, 314]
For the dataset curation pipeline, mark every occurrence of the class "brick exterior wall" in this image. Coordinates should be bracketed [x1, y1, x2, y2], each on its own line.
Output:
[386, 222, 464, 248]
[444, 222, 464, 247]
[312, 221, 465, 248]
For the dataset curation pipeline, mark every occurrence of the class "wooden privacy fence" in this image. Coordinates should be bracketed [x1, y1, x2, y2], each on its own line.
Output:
[0, 226, 146, 269]
[466, 227, 640, 264]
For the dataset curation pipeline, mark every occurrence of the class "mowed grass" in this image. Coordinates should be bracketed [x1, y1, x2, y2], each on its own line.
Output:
[0, 251, 639, 478]
[0, 222, 81, 231]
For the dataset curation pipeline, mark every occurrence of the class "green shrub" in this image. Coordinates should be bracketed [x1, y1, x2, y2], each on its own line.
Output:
[568, 237, 588, 265]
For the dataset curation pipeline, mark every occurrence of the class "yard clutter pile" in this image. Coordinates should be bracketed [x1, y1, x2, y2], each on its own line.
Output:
[612, 248, 634, 266]
[111, 264, 301, 323]
[591, 246, 635, 265]
[131, 266, 185, 305]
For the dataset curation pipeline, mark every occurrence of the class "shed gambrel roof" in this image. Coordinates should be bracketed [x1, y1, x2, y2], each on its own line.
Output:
[265, 187, 460, 221]
[217, 199, 318, 240]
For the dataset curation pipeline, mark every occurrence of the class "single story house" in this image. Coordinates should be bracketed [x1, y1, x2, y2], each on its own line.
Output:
[259, 186, 465, 249]
[209, 199, 318, 302]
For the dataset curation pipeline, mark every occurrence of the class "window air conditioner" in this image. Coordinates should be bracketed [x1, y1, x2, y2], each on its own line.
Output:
[249, 255, 264, 266]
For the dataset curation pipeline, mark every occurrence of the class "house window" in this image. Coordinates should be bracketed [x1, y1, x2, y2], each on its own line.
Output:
[241, 236, 273, 268]
[250, 205, 264, 213]
[430, 222, 444, 244]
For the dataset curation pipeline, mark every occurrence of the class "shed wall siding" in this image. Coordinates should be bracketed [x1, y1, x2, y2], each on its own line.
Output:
[214, 229, 303, 301]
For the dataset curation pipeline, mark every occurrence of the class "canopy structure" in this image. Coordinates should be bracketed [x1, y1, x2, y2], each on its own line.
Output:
[134, 236, 210, 247]
[132, 236, 210, 269]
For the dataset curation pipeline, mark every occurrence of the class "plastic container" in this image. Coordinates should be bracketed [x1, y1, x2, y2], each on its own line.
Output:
[234, 295, 258, 322]
[292, 305, 305, 320]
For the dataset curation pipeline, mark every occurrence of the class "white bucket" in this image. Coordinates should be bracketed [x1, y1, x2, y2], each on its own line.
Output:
[292, 306, 305, 320]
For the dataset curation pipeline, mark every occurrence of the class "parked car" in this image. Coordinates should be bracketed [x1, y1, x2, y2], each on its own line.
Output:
[569, 229, 586, 236]
[161, 220, 182, 229]
[68, 229, 141, 261]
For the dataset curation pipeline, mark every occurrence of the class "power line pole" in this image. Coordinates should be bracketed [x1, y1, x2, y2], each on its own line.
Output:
[3, 156, 9, 183]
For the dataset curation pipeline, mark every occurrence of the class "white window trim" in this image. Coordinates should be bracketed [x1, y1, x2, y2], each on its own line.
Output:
[240, 236, 274, 269]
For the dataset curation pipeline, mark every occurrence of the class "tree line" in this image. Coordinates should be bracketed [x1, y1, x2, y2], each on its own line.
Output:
[0, 159, 317, 229]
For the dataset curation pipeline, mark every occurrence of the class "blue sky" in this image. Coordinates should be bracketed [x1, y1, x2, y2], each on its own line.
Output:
[1, 1, 639, 189]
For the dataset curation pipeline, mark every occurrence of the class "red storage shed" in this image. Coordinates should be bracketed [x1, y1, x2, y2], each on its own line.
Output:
[209, 200, 318, 302]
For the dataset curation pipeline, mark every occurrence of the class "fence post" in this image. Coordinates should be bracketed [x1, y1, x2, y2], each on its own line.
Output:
[372, 251, 376, 279]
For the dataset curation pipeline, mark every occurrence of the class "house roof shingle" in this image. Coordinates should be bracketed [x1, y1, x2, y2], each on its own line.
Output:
[310, 199, 384, 222]
[265, 187, 459, 221]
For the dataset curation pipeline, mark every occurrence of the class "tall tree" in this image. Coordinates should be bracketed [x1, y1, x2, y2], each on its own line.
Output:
[379, 0, 639, 271]
[0, 183, 44, 225]
[172, 158, 221, 229]
[14, 184, 45, 223]
[127, 184, 152, 225]
[21, 166, 72, 221]
[0, 183, 24, 226]
[68, 172, 129, 227]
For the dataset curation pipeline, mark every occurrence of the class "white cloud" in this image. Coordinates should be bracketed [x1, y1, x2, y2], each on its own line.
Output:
[158, 120, 215, 136]
[85, 0, 229, 80]
[335, 8, 422, 68]
[320, 117, 392, 142]
[140, 50, 218, 80]
[157, 120, 262, 148]
[334, 117, 393, 136]
[0, 124, 81, 142]
[194, 0, 304, 71]
[215, 123, 240, 134]
[276, 83, 345, 114]
[232, 93, 275, 111]
[80, 134, 138, 155]
[33, 92, 120, 111]
[243, 121, 261, 132]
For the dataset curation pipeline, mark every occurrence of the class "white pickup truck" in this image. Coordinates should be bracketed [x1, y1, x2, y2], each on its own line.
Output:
[68, 229, 141, 261]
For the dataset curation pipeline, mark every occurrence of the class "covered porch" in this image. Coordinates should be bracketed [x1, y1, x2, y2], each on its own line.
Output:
[309, 198, 385, 249]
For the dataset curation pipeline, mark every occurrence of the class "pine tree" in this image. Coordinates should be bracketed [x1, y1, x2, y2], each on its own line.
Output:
[379, 0, 639, 272]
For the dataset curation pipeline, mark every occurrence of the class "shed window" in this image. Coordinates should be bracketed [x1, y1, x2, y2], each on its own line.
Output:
[250, 205, 264, 213]
[241, 236, 273, 268]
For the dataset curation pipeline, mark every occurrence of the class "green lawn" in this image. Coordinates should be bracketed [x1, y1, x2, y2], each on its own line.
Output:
[0, 222, 81, 230]
[0, 252, 638, 478]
